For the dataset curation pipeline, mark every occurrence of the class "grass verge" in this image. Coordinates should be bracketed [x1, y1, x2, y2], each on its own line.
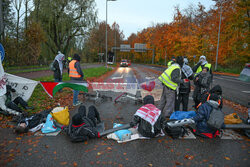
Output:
[28, 66, 112, 113]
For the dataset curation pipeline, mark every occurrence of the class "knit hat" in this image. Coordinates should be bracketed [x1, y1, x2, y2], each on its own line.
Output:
[176, 56, 184, 67]
[209, 93, 219, 102]
[72, 113, 84, 126]
[209, 85, 222, 95]
[143, 95, 154, 105]
[73, 54, 81, 61]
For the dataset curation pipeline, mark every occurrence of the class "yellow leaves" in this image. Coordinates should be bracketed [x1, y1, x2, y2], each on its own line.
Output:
[97, 152, 101, 156]
[16, 137, 22, 140]
[224, 157, 231, 160]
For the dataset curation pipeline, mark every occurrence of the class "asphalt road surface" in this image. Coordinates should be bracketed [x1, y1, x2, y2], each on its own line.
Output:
[1, 64, 249, 167]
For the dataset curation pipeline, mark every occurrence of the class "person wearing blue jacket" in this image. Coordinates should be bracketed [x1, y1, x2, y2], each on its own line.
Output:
[192, 93, 224, 138]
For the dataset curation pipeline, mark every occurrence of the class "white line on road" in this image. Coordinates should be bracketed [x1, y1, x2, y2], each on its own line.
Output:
[242, 91, 250, 93]
[112, 75, 123, 80]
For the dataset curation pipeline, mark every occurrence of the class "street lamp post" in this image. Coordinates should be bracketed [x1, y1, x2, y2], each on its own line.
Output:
[106, 0, 116, 69]
[215, 0, 224, 71]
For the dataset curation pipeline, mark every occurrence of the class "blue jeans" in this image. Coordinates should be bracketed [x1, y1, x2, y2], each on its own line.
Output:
[54, 78, 62, 82]
[73, 90, 80, 104]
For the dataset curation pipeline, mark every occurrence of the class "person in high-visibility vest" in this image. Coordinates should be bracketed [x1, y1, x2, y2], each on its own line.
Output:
[192, 55, 213, 79]
[69, 54, 84, 106]
[158, 56, 188, 118]
[167, 56, 176, 68]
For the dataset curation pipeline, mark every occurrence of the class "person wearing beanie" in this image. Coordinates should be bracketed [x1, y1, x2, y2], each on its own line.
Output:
[192, 55, 213, 81]
[68, 53, 84, 106]
[191, 93, 224, 138]
[68, 105, 102, 142]
[167, 56, 176, 68]
[158, 56, 189, 118]
[130, 95, 164, 138]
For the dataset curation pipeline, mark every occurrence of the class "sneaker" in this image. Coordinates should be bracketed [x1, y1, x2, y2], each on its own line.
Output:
[73, 101, 82, 106]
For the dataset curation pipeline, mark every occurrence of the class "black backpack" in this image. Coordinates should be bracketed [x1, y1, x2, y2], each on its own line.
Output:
[207, 107, 224, 130]
[163, 120, 187, 139]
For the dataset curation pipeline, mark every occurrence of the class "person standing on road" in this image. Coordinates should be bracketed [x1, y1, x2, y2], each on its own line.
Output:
[193, 55, 213, 82]
[69, 53, 84, 106]
[175, 57, 194, 111]
[53, 51, 65, 82]
[193, 67, 211, 109]
[158, 56, 188, 118]
[167, 56, 176, 68]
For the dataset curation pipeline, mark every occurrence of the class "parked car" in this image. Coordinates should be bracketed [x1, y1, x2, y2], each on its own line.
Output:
[120, 59, 128, 67]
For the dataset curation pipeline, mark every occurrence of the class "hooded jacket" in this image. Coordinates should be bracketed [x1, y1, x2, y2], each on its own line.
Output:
[193, 100, 224, 134]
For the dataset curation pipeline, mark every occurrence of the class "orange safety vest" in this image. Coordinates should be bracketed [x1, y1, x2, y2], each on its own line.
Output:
[69, 60, 81, 78]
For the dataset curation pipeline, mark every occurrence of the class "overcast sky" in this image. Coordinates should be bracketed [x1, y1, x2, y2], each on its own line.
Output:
[95, 0, 215, 39]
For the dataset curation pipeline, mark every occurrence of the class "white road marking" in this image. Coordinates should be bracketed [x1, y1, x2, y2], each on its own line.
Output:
[112, 75, 123, 79]
[242, 91, 250, 93]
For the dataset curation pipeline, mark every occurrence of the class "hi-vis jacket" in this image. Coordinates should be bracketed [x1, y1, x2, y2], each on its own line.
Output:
[194, 63, 211, 77]
[158, 63, 181, 90]
[69, 60, 81, 78]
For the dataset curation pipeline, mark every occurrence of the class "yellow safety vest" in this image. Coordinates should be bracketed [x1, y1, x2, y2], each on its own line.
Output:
[158, 64, 180, 90]
[195, 63, 211, 76]
[69, 60, 81, 78]
[167, 60, 174, 67]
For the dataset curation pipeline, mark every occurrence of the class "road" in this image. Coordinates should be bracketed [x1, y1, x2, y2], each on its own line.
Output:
[141, 64, 250, 107]
[0, 64, 249, 167]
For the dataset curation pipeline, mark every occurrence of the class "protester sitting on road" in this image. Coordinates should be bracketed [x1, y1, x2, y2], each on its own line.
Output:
[130, 95, 165, 138]
[0, 85, 33, 116]
[66, 105, 101, 142]
[53, 51, 65, 82]
[193, 67, 211, 109]
[69, 53, 84, 106]
[198, 85, 223, 109]
[191, 93, 225, 138]
[175, 57, 194, 111]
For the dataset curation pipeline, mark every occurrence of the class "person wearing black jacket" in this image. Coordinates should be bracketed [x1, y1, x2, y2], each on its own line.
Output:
[193, 67, 211, 109]
[66, 105, 101, 142]
[53, 51, 65, 82]
[175, 57, 194, 111]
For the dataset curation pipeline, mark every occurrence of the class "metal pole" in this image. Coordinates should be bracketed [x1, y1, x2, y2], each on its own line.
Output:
[165, 47, 167, 66]
[105, 0, 108, 69]
[215, 3, 222, 71]
[0, 0, 4, 39]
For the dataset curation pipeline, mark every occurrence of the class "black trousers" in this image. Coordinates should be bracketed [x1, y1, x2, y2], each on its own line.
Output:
[175, 93, 189, 111]
[6, 97, 28, 113]
[78, 105, 101, 127]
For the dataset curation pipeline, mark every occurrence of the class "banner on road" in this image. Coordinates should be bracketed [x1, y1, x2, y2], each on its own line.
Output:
[5, 73, 39, 101]
[0, 60, 6, 96]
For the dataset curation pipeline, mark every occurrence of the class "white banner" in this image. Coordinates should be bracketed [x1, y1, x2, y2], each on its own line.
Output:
[5, 73, 39, 101]
[0, 60, 6, 96]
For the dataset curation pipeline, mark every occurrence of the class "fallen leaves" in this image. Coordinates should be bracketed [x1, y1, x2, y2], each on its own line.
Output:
[73, 162, 77, 167]
[60, 162, 67, 165]
[185, 155, 194, 160]
[224, 157, 231, 160]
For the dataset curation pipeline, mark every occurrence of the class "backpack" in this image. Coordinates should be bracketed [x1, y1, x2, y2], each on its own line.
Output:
[207, 107, 224, 130]
[49, 61, 56, 71]
[163, 120, 187, 139]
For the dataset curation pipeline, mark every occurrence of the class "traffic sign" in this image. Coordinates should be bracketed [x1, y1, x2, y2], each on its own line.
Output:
[120, 44, 130, 52]
[134, 43, 146, 52]
[0, 43, 5, 61]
